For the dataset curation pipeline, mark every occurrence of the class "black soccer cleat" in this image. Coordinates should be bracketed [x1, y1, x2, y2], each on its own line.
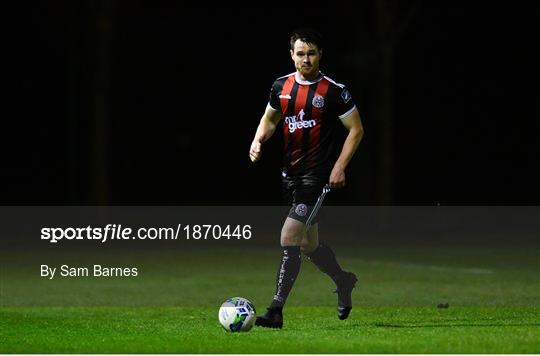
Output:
[255, 307, 283, 329]
[337, 305, 352, 320]
[334, 272, 358, 320]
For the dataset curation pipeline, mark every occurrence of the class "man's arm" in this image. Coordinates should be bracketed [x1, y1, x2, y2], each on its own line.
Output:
[249, 105, 282, 162]
[329, 108, 364, 188]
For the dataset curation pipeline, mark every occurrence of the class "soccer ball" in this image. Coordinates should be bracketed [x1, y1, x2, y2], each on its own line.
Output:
[218, 297, 256, 332]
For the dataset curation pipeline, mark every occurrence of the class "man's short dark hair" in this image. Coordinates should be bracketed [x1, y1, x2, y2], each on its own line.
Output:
[290, 28, 323, 51]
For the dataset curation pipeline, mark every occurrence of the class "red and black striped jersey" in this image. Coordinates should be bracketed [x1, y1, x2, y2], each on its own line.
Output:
[268, 71, 356, 178]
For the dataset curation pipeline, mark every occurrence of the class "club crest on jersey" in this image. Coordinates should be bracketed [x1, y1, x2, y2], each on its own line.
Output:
[284, 109, 317, 133]
[312, 95, 325, 108]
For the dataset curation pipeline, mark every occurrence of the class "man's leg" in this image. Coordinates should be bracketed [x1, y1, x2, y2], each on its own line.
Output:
[272, 217, 306, 307]
[255, 217, 306, 329]
[303, 224, 358, 320]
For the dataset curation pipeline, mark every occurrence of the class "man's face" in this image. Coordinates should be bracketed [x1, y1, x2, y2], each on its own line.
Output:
[290, 39, 321, 80]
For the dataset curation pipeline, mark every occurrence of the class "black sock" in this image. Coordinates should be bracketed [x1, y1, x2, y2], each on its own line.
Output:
[269, 246, 301, 308]
[306, 242, 344, 284]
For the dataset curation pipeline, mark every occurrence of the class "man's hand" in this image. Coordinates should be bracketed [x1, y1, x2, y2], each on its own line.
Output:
[249, 141, 262, 162]
[249, 106, 281, 163]
[329, 164, 346, 188]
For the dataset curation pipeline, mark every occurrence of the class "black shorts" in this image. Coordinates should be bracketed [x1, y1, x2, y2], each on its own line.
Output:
[282, 174, 331, 226]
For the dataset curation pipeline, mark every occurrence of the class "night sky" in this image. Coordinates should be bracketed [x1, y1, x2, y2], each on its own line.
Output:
[7, 1, 539, 205]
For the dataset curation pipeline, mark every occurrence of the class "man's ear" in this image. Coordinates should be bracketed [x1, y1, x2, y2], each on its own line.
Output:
[290, 49, 294, 59]
[319, 49, 323, 59]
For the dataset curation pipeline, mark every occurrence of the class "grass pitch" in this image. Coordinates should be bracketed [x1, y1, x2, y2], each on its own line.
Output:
[2, 306, 538, 353]
[1, 243, 539, 353]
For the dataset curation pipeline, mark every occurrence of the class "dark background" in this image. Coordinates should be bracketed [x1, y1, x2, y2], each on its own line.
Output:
[7, 1, 539, 205]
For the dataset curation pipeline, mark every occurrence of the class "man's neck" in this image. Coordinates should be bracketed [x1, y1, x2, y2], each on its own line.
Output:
[295, 71, 322, 84]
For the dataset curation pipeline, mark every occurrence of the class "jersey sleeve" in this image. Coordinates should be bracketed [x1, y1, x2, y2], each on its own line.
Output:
[337, 86, 356, 119]
[268, 81, 282, 112]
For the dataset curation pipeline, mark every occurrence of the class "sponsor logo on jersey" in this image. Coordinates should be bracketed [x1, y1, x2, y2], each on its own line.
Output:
[279, 94, 292, 99]
[312, 95, 325, 108]
[284, 109, 317, 133]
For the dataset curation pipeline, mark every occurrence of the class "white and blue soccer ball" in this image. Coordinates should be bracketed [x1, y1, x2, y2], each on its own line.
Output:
[218, 297, 256, 332]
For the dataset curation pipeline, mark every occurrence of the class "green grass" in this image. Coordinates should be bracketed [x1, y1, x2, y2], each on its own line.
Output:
[1, 244, 539, 353]
[1, 307, 539, 353]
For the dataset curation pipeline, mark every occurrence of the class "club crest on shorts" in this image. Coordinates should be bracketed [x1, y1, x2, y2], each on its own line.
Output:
[312, 95, 325, 108]
[295, 204, 308, 217]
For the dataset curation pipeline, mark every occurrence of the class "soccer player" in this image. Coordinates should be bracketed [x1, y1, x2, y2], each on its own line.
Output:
[249, 28, 364, 328]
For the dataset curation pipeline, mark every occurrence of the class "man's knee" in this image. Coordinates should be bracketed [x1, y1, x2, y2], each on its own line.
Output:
[300, 240, 317, 255]
[280, 217, 306, 246]
[281, 234, 300, 246]
[300, 223, 319, 254]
